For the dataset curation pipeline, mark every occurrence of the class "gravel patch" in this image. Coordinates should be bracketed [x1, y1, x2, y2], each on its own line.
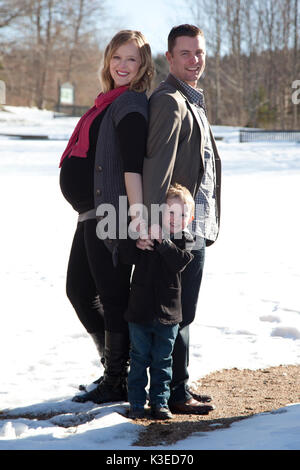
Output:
[131, 365, 300, 447]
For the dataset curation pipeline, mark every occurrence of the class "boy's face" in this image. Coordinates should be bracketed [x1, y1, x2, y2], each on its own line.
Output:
[162, 197, 192, 234]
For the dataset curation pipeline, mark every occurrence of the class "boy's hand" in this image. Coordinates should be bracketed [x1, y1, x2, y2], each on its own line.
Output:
[136, 236, 154, 250]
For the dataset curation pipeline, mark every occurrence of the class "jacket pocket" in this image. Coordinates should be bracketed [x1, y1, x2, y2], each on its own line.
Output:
[159, 286, 181, 319]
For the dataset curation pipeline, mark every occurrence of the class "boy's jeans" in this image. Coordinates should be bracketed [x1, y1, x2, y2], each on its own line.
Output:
[128, 320, 179, 409]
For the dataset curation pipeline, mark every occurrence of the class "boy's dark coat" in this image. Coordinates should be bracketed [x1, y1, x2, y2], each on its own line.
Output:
[119, 233, 194, 326]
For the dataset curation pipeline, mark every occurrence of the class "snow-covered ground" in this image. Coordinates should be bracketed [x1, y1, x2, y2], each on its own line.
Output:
[0, 106, 299, 450]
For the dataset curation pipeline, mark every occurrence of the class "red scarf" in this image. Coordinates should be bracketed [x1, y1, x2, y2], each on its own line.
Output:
[59, 85, 129, 168]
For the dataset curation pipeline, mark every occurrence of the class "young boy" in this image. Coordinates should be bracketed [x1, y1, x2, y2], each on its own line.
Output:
[120, 183, 195, 420]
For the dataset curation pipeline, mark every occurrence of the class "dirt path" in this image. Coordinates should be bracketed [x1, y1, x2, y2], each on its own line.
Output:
[132, 364, 300, 447]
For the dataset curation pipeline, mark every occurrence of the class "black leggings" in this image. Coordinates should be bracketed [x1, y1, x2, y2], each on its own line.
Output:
[66, 218, 132, 334]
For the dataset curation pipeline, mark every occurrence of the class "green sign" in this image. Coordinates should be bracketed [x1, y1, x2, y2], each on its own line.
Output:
[60, 82, 74, 105]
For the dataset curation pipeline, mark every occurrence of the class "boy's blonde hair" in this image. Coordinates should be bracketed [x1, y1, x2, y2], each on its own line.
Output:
[167, 183, 195, 217]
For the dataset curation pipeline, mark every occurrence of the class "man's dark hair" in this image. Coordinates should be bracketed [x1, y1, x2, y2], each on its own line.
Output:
[168, 24, 204, 53]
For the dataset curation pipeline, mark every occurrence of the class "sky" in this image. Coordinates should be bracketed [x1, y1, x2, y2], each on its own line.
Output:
[108, 0, 196, 55]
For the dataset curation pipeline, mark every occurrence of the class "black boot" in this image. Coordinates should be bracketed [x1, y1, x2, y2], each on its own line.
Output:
[72, 330, 129, 404]
[78, 331, 105, 391]
[90, 331, 105, 360]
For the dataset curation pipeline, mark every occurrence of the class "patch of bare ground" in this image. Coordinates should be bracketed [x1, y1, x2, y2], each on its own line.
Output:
[131, 364, 300, 447]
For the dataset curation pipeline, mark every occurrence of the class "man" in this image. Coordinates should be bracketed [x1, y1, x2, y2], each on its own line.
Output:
[141, 24, 222, 415]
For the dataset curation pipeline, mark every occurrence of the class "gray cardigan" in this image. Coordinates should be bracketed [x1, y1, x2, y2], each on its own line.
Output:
[93, 90, 148, 258]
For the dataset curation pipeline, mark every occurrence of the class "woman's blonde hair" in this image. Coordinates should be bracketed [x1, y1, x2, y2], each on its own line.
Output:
[100, 30, 154, 93]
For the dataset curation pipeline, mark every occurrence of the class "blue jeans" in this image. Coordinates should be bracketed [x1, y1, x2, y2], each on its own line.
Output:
[128, 321, 179, 409]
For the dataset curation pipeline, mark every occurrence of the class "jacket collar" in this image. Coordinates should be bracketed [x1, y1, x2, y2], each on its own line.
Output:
[165, 74, 204, 103]
[165, 74, 206, 169]
[165, 73, 188, 98]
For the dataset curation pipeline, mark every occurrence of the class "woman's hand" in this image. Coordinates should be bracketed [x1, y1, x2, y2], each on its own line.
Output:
[148, 224, 162, 243]
[136, 223, 163, 250]
[136, 224, 155, 250]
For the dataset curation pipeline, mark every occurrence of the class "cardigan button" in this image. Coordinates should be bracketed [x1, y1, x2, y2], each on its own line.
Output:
[96, 189, 101, 196]
[96, 165, 103, 172]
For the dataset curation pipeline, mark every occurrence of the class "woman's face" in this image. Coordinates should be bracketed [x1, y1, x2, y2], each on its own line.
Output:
[109, 40, 142, 88]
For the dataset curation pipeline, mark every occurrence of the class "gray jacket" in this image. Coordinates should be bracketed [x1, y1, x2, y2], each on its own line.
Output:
[143, 74, 221, 246]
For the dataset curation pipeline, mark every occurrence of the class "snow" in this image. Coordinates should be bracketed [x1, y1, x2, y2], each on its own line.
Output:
[0, 105, 299, 451]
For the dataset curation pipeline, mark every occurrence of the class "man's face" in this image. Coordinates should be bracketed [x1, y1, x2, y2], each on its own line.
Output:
[166, 35, 206, 88]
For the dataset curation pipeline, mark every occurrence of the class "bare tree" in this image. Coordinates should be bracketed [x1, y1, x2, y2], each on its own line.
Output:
[58, 0, 107, 82]
[226, 0, 243, 122]
[186, 0, 225, 123]
[1, 0, 107, 109]
[292, 0, 299, 127]
[0, 0, 32, 28]
[31, 0, 55, 109]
